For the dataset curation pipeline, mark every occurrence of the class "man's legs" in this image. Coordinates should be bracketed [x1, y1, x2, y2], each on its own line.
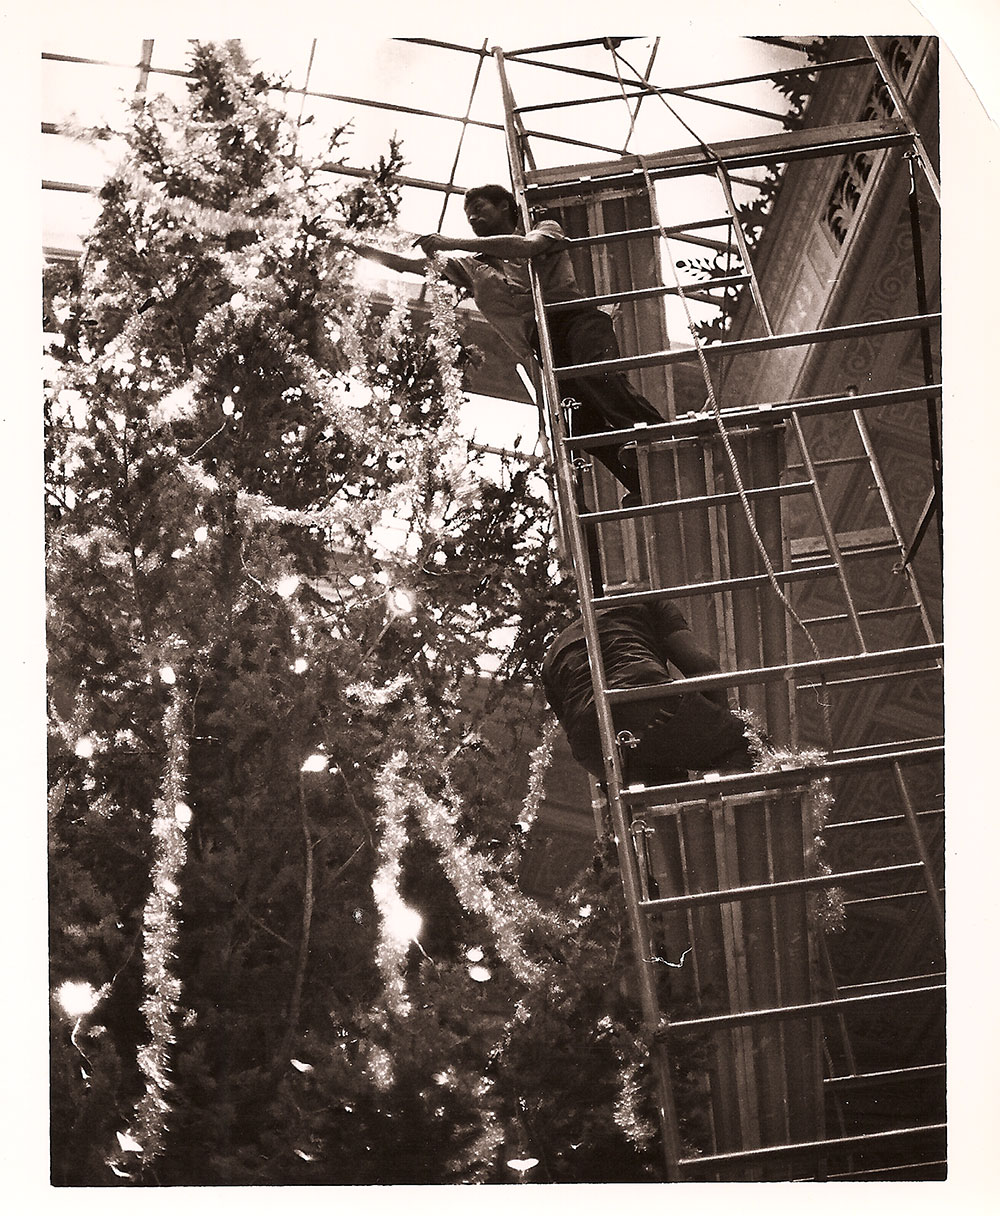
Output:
[548, 308, 662, 495]
[631, 693, 753, 783]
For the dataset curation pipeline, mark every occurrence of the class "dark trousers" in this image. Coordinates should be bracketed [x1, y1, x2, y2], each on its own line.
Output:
[541, 307, 663, 495]
[570, 692, 752, 783]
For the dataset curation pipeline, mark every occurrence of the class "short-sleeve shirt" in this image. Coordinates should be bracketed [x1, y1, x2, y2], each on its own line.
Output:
[443, 219, 584, 361]
[541, 601, 690, 746]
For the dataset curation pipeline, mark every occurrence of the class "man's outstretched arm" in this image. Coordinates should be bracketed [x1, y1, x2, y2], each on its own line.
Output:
[340, 239, 429, 276]
[413, 230, 560, 260]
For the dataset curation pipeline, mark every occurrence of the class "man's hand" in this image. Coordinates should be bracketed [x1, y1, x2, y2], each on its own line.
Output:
[412, 233, 451, 256]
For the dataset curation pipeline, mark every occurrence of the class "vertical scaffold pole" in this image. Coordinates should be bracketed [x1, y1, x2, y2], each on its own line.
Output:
[864, 36, 941, 205]
[492, 45, 684, 1180]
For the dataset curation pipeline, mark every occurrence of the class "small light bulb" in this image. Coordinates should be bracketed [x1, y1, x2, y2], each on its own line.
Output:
[277, 575, 300, 598]
[292, 658, 308, 674]
[468, 965, 492, 983]
[159, 665, 176, 685]
[386, 586, 416, 617]
[174, 802, 193, 826]
[194, 526, 209, 543]
[301, 753, 328, 773]
[74, 737, 95, 759]
[383, 902, 423, 946]
[55, 980, 101, 1018]
[506, 1157, 539, 1173]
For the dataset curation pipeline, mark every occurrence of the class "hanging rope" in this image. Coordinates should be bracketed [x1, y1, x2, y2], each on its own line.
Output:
[602, 50, 836, 748]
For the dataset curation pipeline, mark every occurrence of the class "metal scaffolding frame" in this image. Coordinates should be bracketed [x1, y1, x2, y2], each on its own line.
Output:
[492, 35, 943, 1181]
[42, 34, 945, 1184]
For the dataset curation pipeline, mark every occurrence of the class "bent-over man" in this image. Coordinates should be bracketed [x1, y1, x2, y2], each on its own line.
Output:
[541, 599, 753, 785]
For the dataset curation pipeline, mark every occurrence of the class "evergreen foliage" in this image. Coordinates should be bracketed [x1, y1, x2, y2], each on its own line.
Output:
[45, 41, 662, 1185]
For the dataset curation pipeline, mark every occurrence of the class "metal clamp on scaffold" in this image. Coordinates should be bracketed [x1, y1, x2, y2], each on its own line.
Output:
[630, 816, 652, 896]
[616, 729, 640, 750]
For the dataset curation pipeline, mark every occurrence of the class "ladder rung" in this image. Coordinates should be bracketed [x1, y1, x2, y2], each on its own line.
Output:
[792, 541, 900, 562]
[678, 1122, 946, 1172]
[565, 215, 734, 249]
[620, 742, 944, 809]
[603, 643, 944, 704]
[797, 665, 943, 691]
[578, 479, 812, 524]
[836, 972, 945, 996]
[553, 314, 941, 379]
[666, 983, 945, 1034]
[524, 117, 913, 195]
[787, 454, 870, 470]
[824, 1063, 945, 1089]
[821, 1159, 948, 1182]
[823, 735, 944, 762]
[842, 887, 942, 909]
[591, 563, 837, 608]
[546, 273, 750, 313]
[823, 807, 943, 832]
[561, 383, 942, 452]
[800, 605, 920, 626]
[638, 862, 923, 913]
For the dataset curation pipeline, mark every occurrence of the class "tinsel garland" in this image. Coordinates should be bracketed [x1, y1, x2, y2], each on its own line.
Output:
[371, 751, 413, 1020]
[372, 746, 545, 1005]
[611, 1036, 656, 1150]
[738, 711, 845, 933]
[500, 716, 559, 875]
[516, 716, 558, 835]
[409, 693, 561, 940]
[109, 682, 191, 1174]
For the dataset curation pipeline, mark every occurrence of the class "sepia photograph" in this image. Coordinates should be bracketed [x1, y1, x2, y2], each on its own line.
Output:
[22, 5, 994, 1202]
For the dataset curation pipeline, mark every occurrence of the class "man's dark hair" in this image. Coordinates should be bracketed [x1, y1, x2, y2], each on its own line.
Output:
[464, 183, 518, 224]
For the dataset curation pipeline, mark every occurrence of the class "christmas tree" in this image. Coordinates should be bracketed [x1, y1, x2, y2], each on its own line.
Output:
[45, 41, 664, 1185]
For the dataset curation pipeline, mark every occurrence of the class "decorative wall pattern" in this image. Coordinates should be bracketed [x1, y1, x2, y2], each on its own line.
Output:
[823, 37, 920, 246]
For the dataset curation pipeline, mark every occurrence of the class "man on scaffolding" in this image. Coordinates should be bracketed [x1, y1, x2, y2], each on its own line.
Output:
[542, 597, 755, 786]
[342, 183, 663, 505]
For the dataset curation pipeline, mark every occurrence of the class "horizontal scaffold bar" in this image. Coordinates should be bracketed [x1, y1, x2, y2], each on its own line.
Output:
[798, 667, 943, 691]
[525, 117, 912, 195]
[678, 1122, 947, 1172]
[843, 888, 943, 908]
[639, 862, 924, 913]
[506, 37, 646, 57]
[554, 313, 940, 379]
[620, 742, 944, 807]
[591, 563, 838, 607]
[578, 479, 812, 525]
[547, 273, 751, 313]
[566, 219, 735, 255]
[603, 643, 944, 703]
[823, 1062, 946, 1089]
[823, 1158, 949, 1182]
[666, 982, 945, 1034]
[801, 604, 921, 626]
[823, 807, 943, 832]
[838, 971, 945, 995]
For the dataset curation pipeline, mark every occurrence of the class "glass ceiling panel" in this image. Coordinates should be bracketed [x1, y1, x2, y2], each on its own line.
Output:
[43, 35, 812, 255]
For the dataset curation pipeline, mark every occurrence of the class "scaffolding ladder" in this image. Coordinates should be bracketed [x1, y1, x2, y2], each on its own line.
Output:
[493, 36, 944, 1180]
